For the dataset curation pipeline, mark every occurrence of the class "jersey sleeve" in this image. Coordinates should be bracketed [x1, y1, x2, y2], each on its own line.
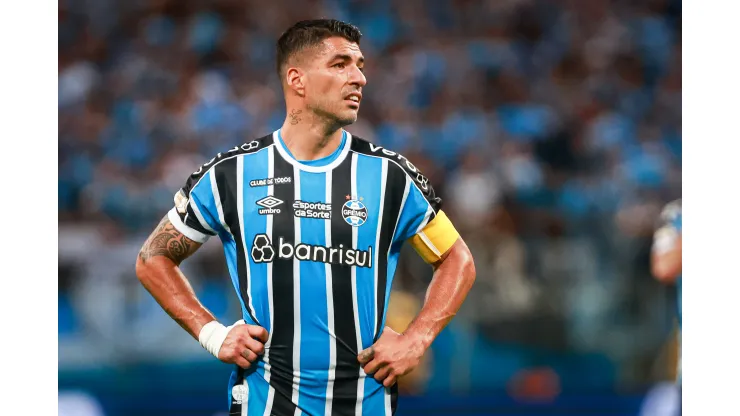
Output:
[167, 165, 223, 243]
[392, 164, 460, 264]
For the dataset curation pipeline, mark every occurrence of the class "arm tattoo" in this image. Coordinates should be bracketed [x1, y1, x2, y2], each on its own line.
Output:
[139, 216, 199, 264]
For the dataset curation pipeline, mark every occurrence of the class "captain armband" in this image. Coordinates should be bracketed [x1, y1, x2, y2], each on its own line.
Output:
[408, 210, 460, 264]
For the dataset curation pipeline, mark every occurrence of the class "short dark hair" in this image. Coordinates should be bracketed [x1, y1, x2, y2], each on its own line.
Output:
[276, 19, 362, 78]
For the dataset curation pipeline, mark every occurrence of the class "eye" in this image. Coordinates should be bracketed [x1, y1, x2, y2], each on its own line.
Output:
[333, 62, 345, 69]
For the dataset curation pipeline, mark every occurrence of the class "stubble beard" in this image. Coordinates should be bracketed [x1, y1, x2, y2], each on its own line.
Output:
[308, 99, 357, 131]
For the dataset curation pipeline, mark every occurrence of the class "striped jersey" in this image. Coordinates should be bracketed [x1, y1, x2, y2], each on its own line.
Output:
[168, 130, 460, 416]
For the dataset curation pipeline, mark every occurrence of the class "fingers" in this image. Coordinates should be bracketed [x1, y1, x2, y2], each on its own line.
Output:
[234, 356, 252, 369]
[363, 358, 383, 375]
[218, 325, 268, 365]
[247, 325, 269, 343]
[383, 374, 397, 388]
[372, 365, 390, 383]
[241, 348, 258, 363]
[243, 336, 265, 356]
[358, 346, 375, 365]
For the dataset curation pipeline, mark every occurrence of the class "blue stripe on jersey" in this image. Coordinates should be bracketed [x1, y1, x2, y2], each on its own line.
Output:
[355, 155, 384, 349]
[241, 149, 271, 331]
[355, 155, 388, 416]
[297, 170, 331, 415]
[376, 178, 428, 336]
[190, 171, 253, 324]
[362, 377, 387, 416]
[246, 375, 270, 416]
[239, 148, 272, 416]
[393, 182, 432, 246]
[189, 170, 222, 233]
[378, 253, 402, 341]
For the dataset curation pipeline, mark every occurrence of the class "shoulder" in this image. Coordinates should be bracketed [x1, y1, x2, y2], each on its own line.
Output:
[350, 135, 433, 194]
[182, 134, 274, 194]
[188, 134, 273, 188]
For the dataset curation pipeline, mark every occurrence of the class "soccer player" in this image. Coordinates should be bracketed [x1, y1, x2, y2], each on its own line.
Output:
[651, 198, 682, 412]
[135, 19, 476, 416]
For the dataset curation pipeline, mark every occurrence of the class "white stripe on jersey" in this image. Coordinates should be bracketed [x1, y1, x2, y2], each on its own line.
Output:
[324, 169, 337, 416]
[241, 378, 249, 416]
[384, 386, 392, 416]
[262, 146, 276, 416]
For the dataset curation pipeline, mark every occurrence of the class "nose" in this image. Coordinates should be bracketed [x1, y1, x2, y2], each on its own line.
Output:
[349, 65, 367, 87]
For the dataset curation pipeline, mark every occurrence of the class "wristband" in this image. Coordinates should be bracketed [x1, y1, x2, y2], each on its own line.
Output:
[198, 320, 245, 358]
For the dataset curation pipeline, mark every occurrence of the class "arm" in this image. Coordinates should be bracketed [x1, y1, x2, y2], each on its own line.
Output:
[651, 232, 682, 283]
[651, 202, 682, 284]
[135, 215, 212, 340]
[358, 238, 475, 387]
[403, 237, 475, 349]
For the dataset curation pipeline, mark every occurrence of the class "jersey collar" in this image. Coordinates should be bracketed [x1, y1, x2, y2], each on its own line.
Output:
[272, 129, 353, 173]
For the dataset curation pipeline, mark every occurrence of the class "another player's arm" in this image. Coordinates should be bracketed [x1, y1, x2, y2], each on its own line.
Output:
[651, 204, 682, 284]
[135, 215, 212, 340]
[651, 227, 682, 283]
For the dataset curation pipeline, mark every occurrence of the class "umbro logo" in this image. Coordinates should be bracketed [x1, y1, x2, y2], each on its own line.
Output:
[256, 196, 283, 215]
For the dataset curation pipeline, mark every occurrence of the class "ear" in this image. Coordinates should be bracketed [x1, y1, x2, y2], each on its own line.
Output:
[286, 67, 306, 96]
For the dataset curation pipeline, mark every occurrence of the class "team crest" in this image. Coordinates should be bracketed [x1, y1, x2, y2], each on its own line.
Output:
[232, 384, 248, 405]
[342, 196, 368, 227]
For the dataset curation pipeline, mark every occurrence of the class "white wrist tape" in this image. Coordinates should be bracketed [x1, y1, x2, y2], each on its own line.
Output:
[198, 320, 245, 358]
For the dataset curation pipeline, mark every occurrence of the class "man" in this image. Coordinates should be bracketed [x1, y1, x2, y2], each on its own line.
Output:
[650, 198, 682, 414]
[135, 19, 476, 416]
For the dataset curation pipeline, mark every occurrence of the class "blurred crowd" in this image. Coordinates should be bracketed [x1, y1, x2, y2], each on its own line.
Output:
[59, 0, 682, 393]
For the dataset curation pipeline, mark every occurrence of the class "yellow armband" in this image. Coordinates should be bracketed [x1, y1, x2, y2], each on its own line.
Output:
[408, 210, 460, 264]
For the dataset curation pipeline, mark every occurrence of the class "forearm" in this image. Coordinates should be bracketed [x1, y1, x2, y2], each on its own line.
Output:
[403, 239, 476, 349]
[136, 215, 211, 340]
[136, 257, 215, 340]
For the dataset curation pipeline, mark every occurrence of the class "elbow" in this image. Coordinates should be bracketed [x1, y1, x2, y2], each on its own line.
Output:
[135, 254, 152, 285]
[460, 245, 476, 288]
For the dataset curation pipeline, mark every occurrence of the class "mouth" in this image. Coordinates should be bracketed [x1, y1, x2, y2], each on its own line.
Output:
[344, 92, 362, 108]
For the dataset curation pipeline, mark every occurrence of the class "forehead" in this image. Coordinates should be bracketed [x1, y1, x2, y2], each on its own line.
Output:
[315, 37, 363, 61]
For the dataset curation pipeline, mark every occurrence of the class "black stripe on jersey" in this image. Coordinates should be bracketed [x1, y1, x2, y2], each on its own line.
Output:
[329, 157, 360, 416]
[350, 136, 442, 216]
[374, 163, 407, 341]
[391, 384, 399, 415]
[184, 201, 216, 236]
[217, 157, 259, 326]
[267, 153, 298, 416]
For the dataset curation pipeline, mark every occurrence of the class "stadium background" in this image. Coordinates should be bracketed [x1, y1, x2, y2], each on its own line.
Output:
[58, 0, 682, 414]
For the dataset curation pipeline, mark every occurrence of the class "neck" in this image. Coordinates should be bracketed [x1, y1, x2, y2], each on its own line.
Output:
[280, 109, 345, 161]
